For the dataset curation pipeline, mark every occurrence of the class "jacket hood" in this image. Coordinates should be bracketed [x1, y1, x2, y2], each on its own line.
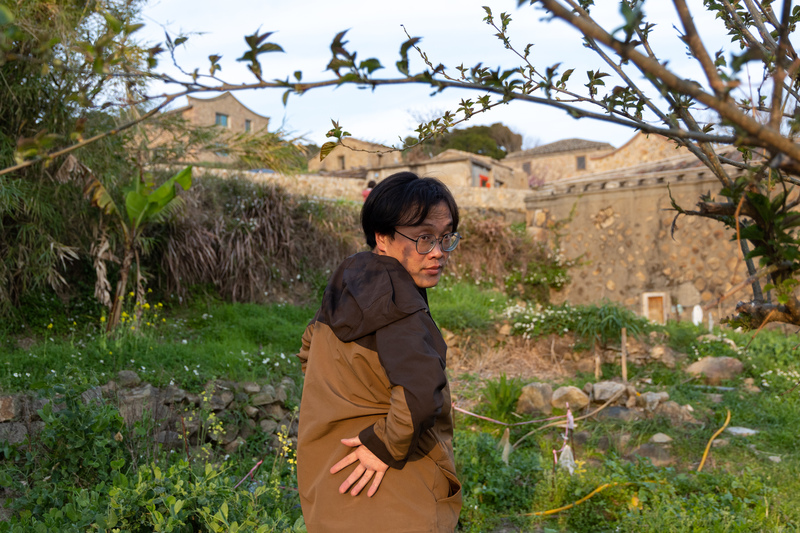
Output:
[319, 252, 429, 342]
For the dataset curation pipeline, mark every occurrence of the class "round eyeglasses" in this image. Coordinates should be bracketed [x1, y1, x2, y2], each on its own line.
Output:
[394, 230, 461, 254]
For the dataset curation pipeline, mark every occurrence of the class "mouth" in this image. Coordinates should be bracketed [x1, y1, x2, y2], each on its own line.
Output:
[423, 265, 444, 275]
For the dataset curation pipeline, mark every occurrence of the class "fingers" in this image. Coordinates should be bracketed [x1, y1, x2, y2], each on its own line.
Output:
[330, 450, 358, 475]
[349, 467, 374, 496]
[367, 470, 385, 498]
[340, 436, 362, 447]
[339, 464, 366, 494]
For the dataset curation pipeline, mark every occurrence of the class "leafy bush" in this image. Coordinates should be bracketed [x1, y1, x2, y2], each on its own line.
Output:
[455, 429, 541, 531]
[429, 279, 506, 333]
[504, 301, 653, 349]
[481, 374, 524, 423]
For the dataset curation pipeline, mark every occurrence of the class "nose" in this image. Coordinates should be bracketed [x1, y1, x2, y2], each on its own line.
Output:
[427, 239, 445, 257]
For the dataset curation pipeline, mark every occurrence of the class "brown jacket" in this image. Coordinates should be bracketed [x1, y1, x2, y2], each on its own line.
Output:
[297, 252, 462, 533]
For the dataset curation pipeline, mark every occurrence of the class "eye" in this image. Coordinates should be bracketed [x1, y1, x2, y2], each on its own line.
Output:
[417, 234, 436, 244]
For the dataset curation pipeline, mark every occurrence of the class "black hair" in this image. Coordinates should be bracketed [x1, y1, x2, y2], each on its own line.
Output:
[367, 179, 376, 188]
[361, 171, 459, 249]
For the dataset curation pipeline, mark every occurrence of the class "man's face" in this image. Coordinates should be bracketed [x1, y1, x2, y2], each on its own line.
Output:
[374, 202, 453, 289]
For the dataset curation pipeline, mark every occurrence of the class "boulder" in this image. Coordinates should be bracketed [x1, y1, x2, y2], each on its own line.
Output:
[629, 443, 673, 467]
[592, 381, 626, 403]
[244, 405, 260, 418]
[0, 396, 18, 423]
[594, 406, 643, 422]
[259, 419, 278, 434]
[639, 391, 669, 412]
[726, 426, 758, 437]
[0, 421, 43, 444]
[551, 386, 590, 410]
[655, 401, 702, 427]
[251, 392, 275, 406]
[116, 370, 141, 388]
[649, 432, 673, 444]
[743, 378, 762, 393]
[242, 382, 261, 395]
[685, 356, 744, 385]
[517, 382, 553, 415]
[224, 436, 246, 454]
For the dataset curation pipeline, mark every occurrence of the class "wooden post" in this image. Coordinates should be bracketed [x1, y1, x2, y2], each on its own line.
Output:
[621, 327, 628, 383]
[594, 339, 601, 380]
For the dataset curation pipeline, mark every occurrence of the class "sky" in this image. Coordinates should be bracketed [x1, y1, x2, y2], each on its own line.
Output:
[138, 0, 734, 150]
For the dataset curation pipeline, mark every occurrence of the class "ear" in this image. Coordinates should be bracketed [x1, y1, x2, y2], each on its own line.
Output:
[374, 232, 392, 255]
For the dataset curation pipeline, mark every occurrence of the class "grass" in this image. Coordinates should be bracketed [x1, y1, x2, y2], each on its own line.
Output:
[3, 284, 800, 531]
[0, 298, 315, 393]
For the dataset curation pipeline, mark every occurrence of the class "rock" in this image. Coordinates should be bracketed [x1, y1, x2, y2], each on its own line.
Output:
[498, 323, 512, 336]
[697, 334, 738, 351]
[0, 396, 19, 422]
[582, 382, 594, 397]
[155, 430, 181, 445]
[712, 438, 729, 447]
[234, 392, 248, 403]
[239, 418, 256, 440]
[704, 393, 724, 404]
[572, 430, 591, 446]
[244, 405, 260, 418]
[263, 403, 288, 420]
[185, 393, 200, 405]
[649, 345, 666, 360]
[101, 380, 118, 396]
[639, 391, 669, 412]
[182, 411, 200, 436]
[685, 356, 744, 385]
[517, 382, 553, 415]
[768, 456, 781, 463]
[625, 395, 637, 409]
[594, 406, 643, 422]
[0, 421, 43, 444]
[118, 384, 156, 425]
[726, 426, 758, 437]
[117, 370, 141, 388]
[280, 377, 296, 391]
[655, 401, 702, 427]
[551, 386, 590, 410]
[259, 419, 278, 434]
[242, 382, 261, 395]
[275, 385, 288, 404]
[743, 378, 761, 393]
[206, 391, 234, 411]
[251, 392, 275, 406]
[81, 387, 103, 406]
[161, 385, 186, 404]
[660, 350, 677, 369]
[649, 433, 673, 444]
[224, 436, 246, 454]
[629, 443, 673, 467]
[593, 381, 626, 403]
[261, 384, 277, 397]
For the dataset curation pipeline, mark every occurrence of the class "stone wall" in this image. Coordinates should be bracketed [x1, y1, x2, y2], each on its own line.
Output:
[202, 169, 529, 222]
[526, 167, 749, 323]
[588, 133, 691, 174]
[0, 371, 299, 455]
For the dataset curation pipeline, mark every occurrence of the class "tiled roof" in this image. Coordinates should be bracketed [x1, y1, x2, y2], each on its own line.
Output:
[507, 138, 615, 158]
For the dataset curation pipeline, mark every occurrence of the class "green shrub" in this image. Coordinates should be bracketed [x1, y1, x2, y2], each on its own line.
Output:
[481, 374, 524, 423]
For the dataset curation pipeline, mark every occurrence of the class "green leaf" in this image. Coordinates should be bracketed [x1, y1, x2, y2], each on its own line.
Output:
[102, 12, 122, 34]
[0, 5, 15, 25]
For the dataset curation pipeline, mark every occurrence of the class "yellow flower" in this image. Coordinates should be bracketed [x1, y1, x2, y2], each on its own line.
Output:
[47, 323, 53, 329]
[128, 291, 134, 297]
[162, 318, 166, 323]
[109, 351, 113, 355]
[121, 311, 129, 318]
[72, 321, 77, 326]
[130, 326, 135, 331]
[143, 303, 151, 310]
[147, 288, 152, 293]
[100, 316, 106, 323]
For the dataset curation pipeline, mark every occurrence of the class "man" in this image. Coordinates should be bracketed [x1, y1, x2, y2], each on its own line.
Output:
[296, 172, 463, 532]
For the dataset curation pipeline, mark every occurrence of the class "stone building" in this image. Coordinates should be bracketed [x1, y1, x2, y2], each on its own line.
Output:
[526, 150, 747, 325]
[505, 132, 692, 187]
[152, 92, 270, 166]
[307, 139, 402, 178]
[309, 139, 518, 189]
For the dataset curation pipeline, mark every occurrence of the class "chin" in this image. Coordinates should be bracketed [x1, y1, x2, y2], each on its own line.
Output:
[414, 275, 441, 289]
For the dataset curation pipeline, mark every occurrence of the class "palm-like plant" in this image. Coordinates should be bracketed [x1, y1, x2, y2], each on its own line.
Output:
[84, 166, 192, 330]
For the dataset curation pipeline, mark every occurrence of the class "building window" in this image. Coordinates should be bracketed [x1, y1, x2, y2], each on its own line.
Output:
[245, 119, 252, 132]
[576, 155, 586, 170]
[215, 113, 229, 127]
[339, 155, 346, 170]
[523, 162, 531, 174]
[641, 292, 668, 324]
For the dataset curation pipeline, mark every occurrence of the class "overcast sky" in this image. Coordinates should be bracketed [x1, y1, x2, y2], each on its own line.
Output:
[139, 1, 734, 150]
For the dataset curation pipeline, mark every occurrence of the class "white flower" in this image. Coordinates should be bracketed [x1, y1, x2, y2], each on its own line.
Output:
[182, 339, 188, 345]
